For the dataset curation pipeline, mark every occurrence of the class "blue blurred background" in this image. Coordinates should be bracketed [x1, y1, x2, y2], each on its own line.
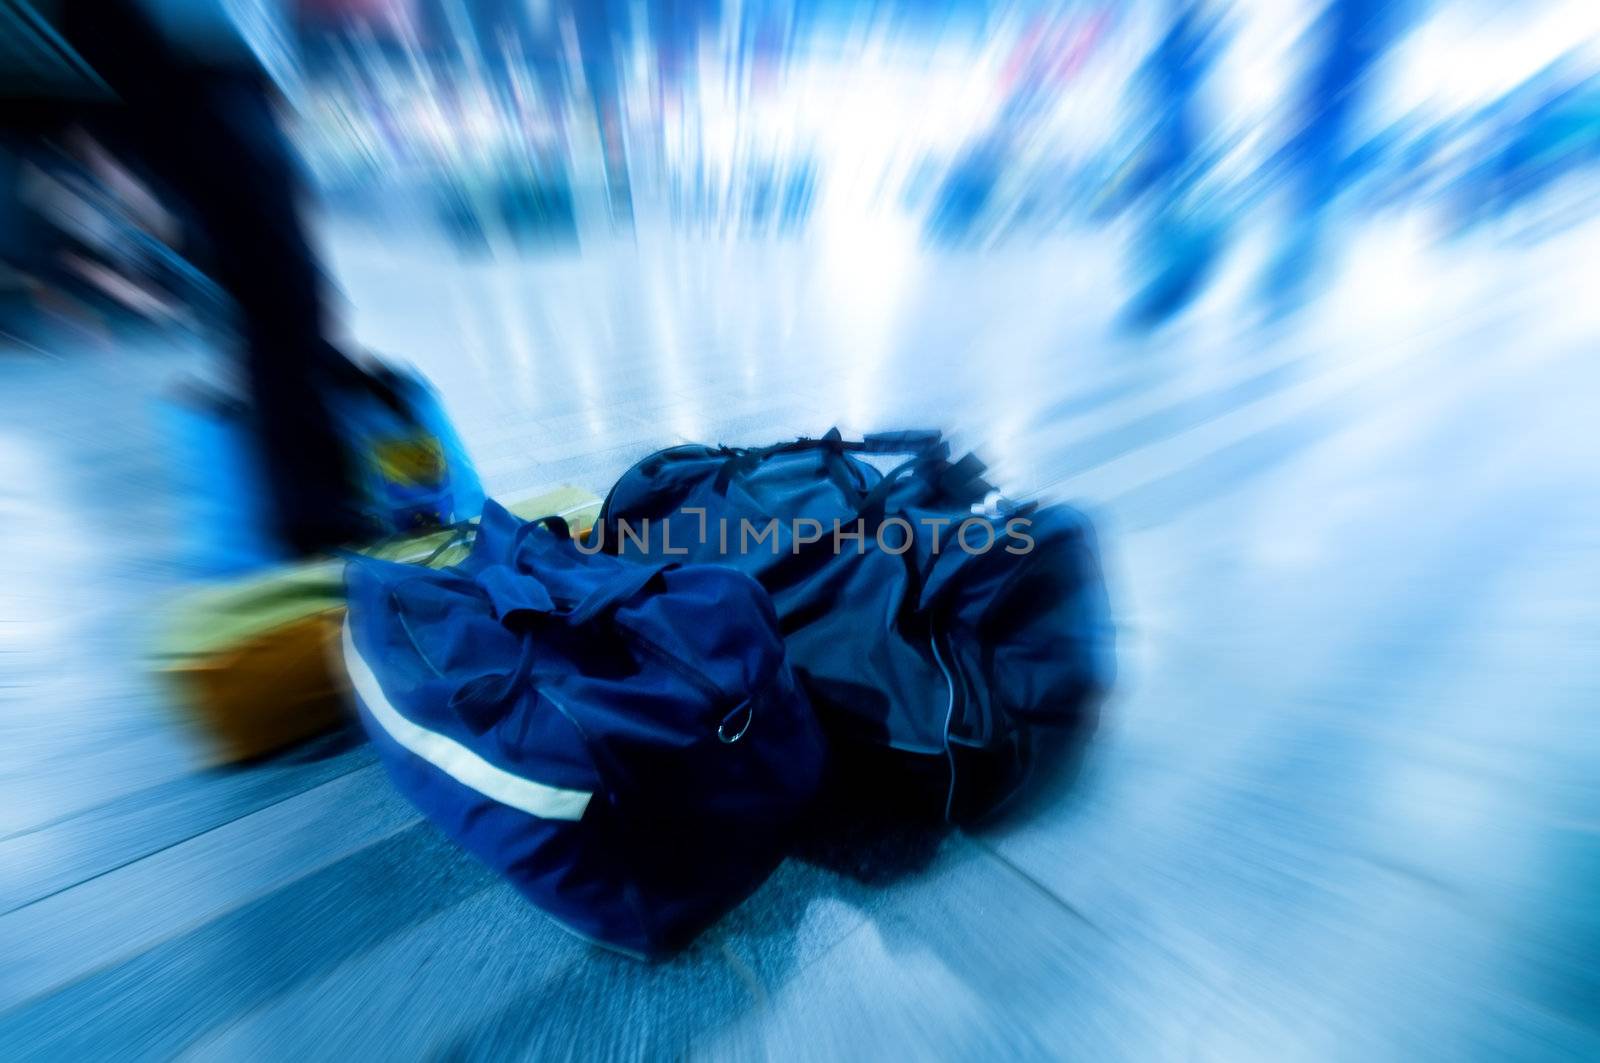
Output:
[3, 1, 1600, 1058]
[6, 0, 1600, 332]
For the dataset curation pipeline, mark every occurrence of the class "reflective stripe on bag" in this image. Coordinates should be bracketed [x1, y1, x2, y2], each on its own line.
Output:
[342, 623, 593, 822]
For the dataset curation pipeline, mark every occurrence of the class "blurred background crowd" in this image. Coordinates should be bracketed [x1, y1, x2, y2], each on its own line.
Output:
[2, 0, 1597, 343]
[4, 3, 1600, 1056]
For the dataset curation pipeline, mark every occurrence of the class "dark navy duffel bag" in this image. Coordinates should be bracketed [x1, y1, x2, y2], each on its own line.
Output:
[596, 429, 1113, 823]
[343, 500, 826, 957]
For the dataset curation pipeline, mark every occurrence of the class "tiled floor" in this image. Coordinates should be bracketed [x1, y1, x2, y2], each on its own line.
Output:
[2, 216, 1598, 1059]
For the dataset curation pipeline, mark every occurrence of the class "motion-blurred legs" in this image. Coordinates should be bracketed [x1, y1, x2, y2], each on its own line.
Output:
[56, 0, 372, 553]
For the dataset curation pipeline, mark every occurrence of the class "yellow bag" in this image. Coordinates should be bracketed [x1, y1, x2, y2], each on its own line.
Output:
[153, 487, 601, 764]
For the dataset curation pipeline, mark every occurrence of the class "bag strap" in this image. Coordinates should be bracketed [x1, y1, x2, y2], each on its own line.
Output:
[510, 512, 573, 548]
[477, 559, 673, 629]
[854, 455, 929, 524]
[710, 428, 948, 493]
[854, 450, 993, 525]
[567, 562, 671, 626]
[446, 560, 673, 730]
[449, 634, 540, 733]
[854, 429, 946, 455]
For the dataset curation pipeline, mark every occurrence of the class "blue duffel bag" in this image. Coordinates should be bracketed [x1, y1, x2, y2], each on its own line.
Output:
[596, 429, 1113, 823]
[342, 499, 826, 957]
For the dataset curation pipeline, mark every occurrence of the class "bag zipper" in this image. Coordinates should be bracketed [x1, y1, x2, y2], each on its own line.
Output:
[615, 620, 759, 744]
[612, 617, 735, 711]
[928, 627, 961, 821]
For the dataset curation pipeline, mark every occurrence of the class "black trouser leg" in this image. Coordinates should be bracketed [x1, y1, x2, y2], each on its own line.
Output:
[57, 0, 371, 552]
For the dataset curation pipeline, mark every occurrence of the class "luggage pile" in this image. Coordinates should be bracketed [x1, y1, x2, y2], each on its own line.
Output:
[343, 429, 1112, 957]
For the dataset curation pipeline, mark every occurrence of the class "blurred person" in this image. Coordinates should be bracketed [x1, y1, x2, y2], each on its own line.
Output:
[1119, 0, 1224, 328]
[929, 9, 1115, 245]
[1261, 0, 1406, 316]
[1465, 63, 1600, 231]
[0, 0, 384, 554]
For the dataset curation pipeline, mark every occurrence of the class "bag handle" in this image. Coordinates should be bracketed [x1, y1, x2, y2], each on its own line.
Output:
[477, 560, 674, 628]
[509, 512, 574, 549]
[780, 427, 947, 458]
[855, 429, 945, 455]
[567, 562, 672, 626]
[338, 502, 571, 569]
[853, 455, 928, 525]
[444, 560, 670, 733]
[449, 635, 539, 733]
[711, 428, 948, 493]
[853, 450, 993, 526]
[446, 500, 576, 573]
